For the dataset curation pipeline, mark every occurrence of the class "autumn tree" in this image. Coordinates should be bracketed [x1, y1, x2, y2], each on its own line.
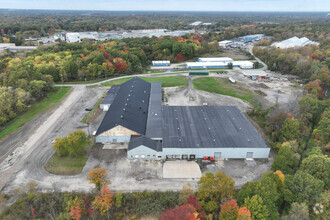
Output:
[179, 182, 194, 205]
[67, 196, 83, 220]
[93, 185, 114, 218]
[87, 168, 110, 191]
[244, 195, 269, 220]
[197, 172, 235, 213]
[219, 199, 239, 220]
[160, 195, 203, 220]
[237, 207, 252, 220]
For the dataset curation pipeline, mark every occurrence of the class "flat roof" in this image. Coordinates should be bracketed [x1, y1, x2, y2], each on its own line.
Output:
[162, 106, 268, 149]
[198, 57, 234, 62]
[145, 82, 163, 139]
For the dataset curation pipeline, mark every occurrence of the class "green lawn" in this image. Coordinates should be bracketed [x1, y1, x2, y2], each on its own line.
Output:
[101, 76, 188, 87]
[45, 153, 88, 175]
[0, 87, 72, 140]
[193, 77, 254, 104]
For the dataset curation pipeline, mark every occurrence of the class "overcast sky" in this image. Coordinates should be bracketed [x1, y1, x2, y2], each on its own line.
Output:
[0, 0, 329, 11]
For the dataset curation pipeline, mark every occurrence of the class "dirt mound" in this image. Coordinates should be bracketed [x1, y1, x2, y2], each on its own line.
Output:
[256, 83, 270, 89]
[254, 90, 267, 97]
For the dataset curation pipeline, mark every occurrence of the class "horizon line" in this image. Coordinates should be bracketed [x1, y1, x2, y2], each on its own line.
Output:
[0, 8, 329, 13]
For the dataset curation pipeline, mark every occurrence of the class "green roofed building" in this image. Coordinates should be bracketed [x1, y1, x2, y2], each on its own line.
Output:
[189, 70, 209, 76]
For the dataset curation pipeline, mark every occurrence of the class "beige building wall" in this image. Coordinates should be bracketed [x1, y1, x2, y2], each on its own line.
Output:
[99, 125, 141, 137]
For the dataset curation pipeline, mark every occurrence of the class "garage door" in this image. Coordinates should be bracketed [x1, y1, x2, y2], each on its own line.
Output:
[246, 152, 253, 158]
[214, 152, 222, 158]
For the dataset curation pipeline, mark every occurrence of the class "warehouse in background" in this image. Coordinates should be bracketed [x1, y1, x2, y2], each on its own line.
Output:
[152, 60, 171, 66]
[185, 57, 253, 69]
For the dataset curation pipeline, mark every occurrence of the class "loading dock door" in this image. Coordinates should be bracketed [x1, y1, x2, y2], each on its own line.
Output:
[214, 152, 222, 158]
[246, 152, 253, 158]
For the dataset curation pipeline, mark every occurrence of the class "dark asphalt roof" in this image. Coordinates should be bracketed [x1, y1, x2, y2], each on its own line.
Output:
[162, 106, 268, 149]
[101, 85, 120, 105]
[96, 77, 151, 135]
[145, 82, 163, 139]
[128, 135, 162, 152]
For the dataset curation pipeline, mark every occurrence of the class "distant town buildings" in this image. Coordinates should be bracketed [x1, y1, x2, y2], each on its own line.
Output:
[0, 43, 36, 52]
[271, 36, 319, 49]
[54, 29, 196, 43]
[189, 21, 213, 26]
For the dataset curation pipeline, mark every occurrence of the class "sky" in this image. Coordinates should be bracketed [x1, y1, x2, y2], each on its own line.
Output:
[0, 0, 329, 12]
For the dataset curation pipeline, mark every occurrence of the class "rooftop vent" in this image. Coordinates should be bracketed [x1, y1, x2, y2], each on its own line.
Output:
[123, 108, 126, 111]
[125, 103, 128, 106]
[143, 110, 146, 114]
[177, 127, 180, 130]
[144, 90, 146, 93]
[142, 100, 144, 103]
[120, 115, 124, 118]
[247, 139, 251, 142]
[208, 127, 211, 130]
[213, 139, 216, 142]
[179, 139, 181, 142]
[132, 85, 134, 88]
[139, 106, 142, 109]
[204, 117, 207, 120]
[127, 98, 129, 101]
[128, 94, 131, 97]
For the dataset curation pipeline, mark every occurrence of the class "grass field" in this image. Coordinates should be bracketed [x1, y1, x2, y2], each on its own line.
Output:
[0, 87, 72, 140]
[192, 77, 254, 104]
[45, 153, 89, 175]
[101, 76, 188, 87]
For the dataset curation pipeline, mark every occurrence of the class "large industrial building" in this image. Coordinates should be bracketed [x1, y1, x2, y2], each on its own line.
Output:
[271, 36, 319, 49]
[185, 58, 253, 69]
[96, 77, 270, 160]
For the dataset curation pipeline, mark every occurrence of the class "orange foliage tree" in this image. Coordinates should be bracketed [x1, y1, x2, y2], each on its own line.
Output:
[87, 168, 110, 191]
[237, 207, 252, 220]
[219, 199, 239, 220]
[93, 185, 114, 217]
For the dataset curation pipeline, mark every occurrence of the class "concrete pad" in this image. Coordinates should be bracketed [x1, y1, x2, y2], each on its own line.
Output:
[102, 143, 128, 150]
[163, 160, 202, 179]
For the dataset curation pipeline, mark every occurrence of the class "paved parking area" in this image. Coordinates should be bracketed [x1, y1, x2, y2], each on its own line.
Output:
[163, 160, 202, 179]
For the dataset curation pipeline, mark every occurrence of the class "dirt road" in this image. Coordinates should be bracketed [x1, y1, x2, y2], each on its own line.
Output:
[0, 86, 107, 191]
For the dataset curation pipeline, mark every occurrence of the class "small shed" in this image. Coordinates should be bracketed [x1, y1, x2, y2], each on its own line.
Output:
[189, 70, 209, 76]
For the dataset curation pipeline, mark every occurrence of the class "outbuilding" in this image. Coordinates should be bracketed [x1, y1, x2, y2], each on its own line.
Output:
[189, 70, 209, 75]
[152, 60, 170, 66]
[100, 85, 120, 111]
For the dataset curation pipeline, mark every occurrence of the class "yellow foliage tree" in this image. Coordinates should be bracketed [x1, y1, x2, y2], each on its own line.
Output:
[87, 168, 110, 191]
[274, 170, 285, 182]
